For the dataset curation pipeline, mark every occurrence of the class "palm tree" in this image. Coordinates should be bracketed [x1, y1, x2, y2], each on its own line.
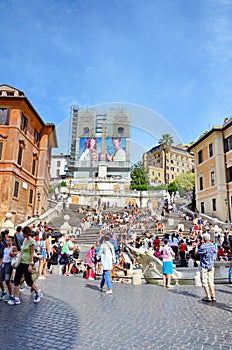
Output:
[159, 134, 174, 185]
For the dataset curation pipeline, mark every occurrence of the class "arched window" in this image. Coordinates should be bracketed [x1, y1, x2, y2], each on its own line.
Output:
[83, 127, 89, 135]
[117, 127, 124, 135]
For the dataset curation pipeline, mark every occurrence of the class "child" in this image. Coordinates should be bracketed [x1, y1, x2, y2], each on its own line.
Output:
[0, 236, 16, 302]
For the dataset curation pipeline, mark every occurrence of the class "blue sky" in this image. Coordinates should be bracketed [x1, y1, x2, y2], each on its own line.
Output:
[1, 0, 232, 160]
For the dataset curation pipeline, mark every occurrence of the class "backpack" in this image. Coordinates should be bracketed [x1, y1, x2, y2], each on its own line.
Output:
[0, 241, 5, 258]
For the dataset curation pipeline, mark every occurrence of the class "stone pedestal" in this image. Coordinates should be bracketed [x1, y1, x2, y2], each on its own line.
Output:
[60, 215, 72, 238]
[132, 269, 143, 285]
[1, 213, 15, 237]
[194, 271, 202, 287]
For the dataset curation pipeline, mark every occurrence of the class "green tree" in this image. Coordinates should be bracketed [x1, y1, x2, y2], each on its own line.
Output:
[172, 172, 195, 197]
[168, 181, 178, 195]
[130, 162, 148, 190]
[158, 134, 174, 185]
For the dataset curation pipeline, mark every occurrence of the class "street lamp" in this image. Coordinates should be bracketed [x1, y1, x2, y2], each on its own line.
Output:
[225, 198, 229, 223]
[68, 179, 72, 197]
[36, 191, 41, 217]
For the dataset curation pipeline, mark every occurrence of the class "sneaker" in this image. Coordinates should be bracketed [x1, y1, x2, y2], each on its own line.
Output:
[88, 277, 94, 280]
[106, 290, 113, 294]
[19, 287, 25, 292]
[0, 292, 7, 300]
[166, 285, 174, 289]
[5, 295, 14, 303]
[99, 285, 103, 292]
[34, 292, 43, 303]
[38, 276, 46, 280]
[8, 297, 21, 305]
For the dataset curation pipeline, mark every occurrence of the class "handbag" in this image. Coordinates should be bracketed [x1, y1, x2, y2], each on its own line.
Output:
[11, 252, 22, 269]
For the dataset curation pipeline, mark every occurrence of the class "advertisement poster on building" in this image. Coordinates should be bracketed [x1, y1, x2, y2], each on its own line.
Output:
[79, 137, 126, 162]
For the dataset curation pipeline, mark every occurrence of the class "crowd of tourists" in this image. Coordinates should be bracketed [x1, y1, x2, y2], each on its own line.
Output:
[0, 205, 231, 303]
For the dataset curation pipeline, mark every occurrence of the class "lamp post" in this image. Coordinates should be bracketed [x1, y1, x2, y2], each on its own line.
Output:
[225, 198, 229, 223]
[36, 191, 41, 217]
[68, 179, 72, 197]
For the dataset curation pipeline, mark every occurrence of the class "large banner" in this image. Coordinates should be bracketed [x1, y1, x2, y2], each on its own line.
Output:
[79, 137, 126, 162]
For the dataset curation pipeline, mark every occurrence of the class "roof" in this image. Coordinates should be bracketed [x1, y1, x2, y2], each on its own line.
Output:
[146, 144, 192, 156]
[0, 83, 45, 126]
[0, 84, 58, 148]
[188, 118, 232, 152]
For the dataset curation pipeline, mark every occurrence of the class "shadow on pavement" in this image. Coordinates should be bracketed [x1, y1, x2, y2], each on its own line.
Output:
[85, 283, 100, 291]
[0, 293, 79, 350]
[169, 288, 232, 313]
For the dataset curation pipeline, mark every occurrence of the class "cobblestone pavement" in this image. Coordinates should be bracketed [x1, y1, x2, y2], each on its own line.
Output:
[1, 275, 232, 350]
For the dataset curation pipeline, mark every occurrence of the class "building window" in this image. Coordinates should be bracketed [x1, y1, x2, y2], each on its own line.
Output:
[209, 143, 213, 157]
[29, 189, 33, 204]
[83, 127, 89, 135]
[212, 198, 216, 211]
[224, 135, 232, 153]
[57, 161, 61, 167]
[56, 169, 60, 177]
[32, 159, 36, 176]
[201, 202, 205, 213]
[14, 181, 19, 198]
[172, 175, 174, 179]
[166, 166, 169, 170]
[0, 108, 10, 125]
[199, 176, 203, 190]
[95, 114, 107, 134]
[171, 167, 175, 171]
[226, 166, 232, 183]
[177, 168, 179, 172]
[152, 171, 154, 176]
[117, 127, 124, 135]
[0, 142, 3, 160]
[210, 171, 215, 186]
[34, 130, 40, 147]
[21, 113, 28, 134]
[17, 147, 23, 166]
[198, 150, 203, 164]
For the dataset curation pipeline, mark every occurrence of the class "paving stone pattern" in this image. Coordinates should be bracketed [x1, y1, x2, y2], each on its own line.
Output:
[1, 276, 232, 350]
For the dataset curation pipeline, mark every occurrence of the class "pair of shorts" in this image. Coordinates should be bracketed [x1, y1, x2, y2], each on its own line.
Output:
[0, 263, 13, 282]
[162, 261, 173, 275]
[41, 250, 48, 259]
[14, 263, 34, 287]
[201, 267, 214, 287]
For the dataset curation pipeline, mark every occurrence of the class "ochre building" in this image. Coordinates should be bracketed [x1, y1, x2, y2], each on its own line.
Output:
[188, 118, 232, 222]
[0, 84, 57, 225]
[143, 144, 194, 185]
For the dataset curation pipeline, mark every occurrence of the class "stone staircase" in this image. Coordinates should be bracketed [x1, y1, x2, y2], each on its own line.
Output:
[47, 205, 190, 248]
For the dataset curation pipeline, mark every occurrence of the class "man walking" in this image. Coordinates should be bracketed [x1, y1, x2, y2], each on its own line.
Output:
[97, 235, 115, 294]
[197, 233, 216, 302]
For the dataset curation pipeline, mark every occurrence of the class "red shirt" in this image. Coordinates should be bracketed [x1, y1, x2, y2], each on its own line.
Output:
[179, 243, 187, 252]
